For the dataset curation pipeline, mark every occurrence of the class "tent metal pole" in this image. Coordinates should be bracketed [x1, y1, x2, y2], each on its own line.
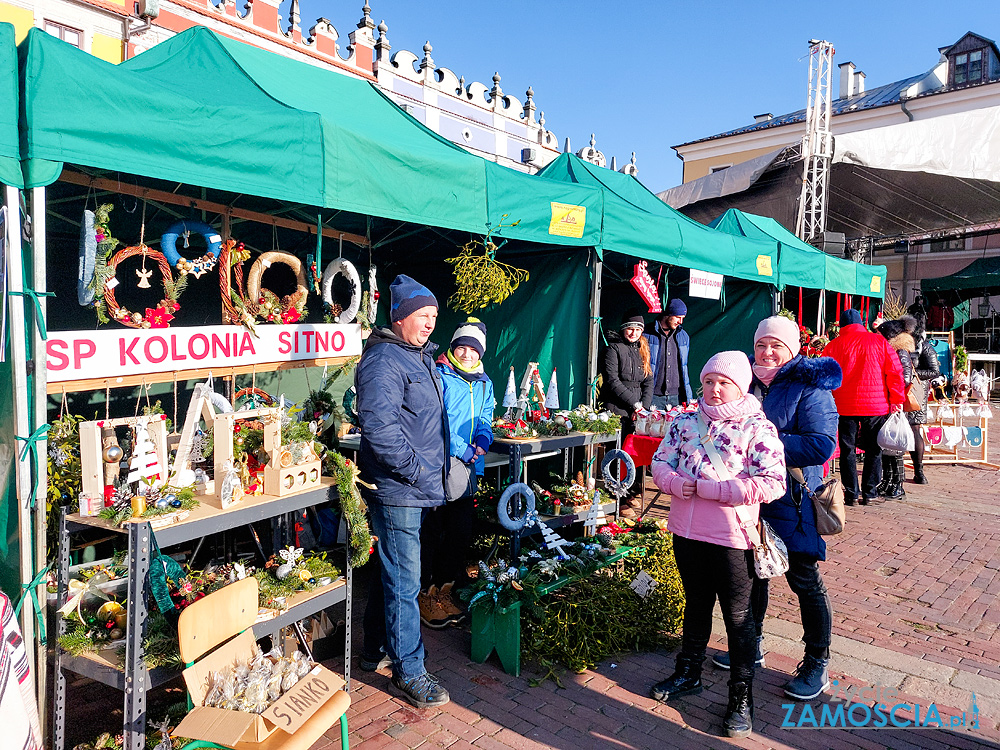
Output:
[5, 185, 37, 692]
[587, 253, 602, 407]
[30, 186, 49, 735]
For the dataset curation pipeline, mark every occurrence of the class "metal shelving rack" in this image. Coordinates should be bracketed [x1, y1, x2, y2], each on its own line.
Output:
[489, 431, 621, 555]
[52, 480, 353, 750]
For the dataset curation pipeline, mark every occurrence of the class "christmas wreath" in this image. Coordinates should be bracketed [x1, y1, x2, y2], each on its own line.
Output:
[97, 245, 186, 328]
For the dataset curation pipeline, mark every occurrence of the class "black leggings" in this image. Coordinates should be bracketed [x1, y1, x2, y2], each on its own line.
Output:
[673, 534, 757, 682]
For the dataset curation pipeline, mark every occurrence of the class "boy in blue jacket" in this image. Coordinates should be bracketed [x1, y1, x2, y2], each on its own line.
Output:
[419, 318, 496, 627]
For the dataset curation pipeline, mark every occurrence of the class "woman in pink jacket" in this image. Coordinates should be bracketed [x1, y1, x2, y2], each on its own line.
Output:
[649, 351, 786, 739]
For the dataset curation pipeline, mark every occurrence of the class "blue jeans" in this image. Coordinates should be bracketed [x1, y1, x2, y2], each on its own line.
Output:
[651, 394, 681, 410]
[368, 503, 428, 679]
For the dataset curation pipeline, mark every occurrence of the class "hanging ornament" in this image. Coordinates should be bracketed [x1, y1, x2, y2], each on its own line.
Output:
[367, 263, 379, 323]
[219, 460, 245, 509]
[102, 445, 124, 464]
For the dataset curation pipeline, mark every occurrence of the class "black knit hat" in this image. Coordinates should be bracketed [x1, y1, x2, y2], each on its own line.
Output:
[621, 314, 645, 331]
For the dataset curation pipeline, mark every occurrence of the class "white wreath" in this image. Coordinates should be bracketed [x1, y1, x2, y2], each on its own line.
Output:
[321, 258, 361, 324]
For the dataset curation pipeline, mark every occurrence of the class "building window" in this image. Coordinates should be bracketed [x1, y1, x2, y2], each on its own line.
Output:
[710, 164, 732, 174]
[928, 237, 965, 253]
[954, 50, 983, 86]
[44, 21, 83, 48]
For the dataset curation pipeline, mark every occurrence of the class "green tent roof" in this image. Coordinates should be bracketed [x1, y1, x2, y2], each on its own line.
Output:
[537, 154, 780, 284]
[19, 26, 602, 245]
[709, 209, 886, 298]
[922, 256, 1000, 301]
[0, 24, 22, 188]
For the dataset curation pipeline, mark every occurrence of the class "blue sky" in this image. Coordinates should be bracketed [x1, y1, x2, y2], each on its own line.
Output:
[350, 1, 998, 192]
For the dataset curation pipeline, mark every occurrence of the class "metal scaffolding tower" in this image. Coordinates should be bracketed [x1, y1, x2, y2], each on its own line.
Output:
[796, 39, 835, 244]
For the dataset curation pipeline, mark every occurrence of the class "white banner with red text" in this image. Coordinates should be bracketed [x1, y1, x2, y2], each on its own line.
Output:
[46, 324, 362, 383]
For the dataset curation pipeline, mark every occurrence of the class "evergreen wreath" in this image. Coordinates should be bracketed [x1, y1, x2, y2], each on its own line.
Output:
[326, 451, 373, 567]
[99, 245, 186, 328]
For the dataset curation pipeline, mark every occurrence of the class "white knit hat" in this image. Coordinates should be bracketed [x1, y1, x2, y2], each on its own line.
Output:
[753, 316, 800, 359]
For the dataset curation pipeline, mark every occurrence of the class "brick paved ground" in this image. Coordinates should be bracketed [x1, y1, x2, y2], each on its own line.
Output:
[310, 423, 1000, 750]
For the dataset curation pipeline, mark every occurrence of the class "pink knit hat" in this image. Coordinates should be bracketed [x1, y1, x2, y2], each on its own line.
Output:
[753, 315, 800, 358]
[700, 351, 753, 395]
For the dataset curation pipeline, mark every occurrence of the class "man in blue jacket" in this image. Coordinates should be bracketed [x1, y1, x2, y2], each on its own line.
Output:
[356, 274, 450, 708]
[645, 298, 694, 408]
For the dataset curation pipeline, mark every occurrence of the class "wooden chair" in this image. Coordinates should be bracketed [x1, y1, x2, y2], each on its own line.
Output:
[177, 577, 350, 750]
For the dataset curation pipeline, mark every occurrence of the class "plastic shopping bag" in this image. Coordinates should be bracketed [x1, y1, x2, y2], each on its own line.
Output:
[877, 411, 915, 455]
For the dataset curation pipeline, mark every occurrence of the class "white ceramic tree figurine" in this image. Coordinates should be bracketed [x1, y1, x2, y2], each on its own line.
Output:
[545, 368, 560, 410]
[127, 418, 162, 492]
[502, 367, 518, 418]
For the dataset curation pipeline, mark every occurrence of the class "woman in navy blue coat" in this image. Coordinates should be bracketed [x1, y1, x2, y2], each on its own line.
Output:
[714, 316, 841, 702]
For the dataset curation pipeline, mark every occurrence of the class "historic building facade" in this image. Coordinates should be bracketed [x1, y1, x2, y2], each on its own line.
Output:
[0, 0, 639, 176]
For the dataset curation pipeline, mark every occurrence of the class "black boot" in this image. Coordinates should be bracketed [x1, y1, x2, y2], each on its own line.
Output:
[911, 451, 928, 484]
[884, 456, 905, 499]
[723, 679, 754, 738]
[651, 652, 704, 702]
[876, 456, 892, 497]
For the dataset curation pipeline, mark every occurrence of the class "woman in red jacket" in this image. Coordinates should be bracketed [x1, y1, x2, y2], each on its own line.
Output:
[821, 309, 905, 505]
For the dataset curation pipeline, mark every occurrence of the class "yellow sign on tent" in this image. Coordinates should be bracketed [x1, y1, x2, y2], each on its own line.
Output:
[870, 275, 881, 293]
[755, 254, 773, 277]
[548, 202, 587, 238]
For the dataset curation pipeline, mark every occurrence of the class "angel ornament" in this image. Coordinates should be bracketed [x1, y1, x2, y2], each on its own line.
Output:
[275, 546, 304, 580]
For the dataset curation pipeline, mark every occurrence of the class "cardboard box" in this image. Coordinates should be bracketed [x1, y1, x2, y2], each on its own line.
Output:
[174, 629, 345, 746]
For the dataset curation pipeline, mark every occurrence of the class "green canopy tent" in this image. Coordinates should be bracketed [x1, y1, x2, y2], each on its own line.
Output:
[17, 26, 618, 407]
[709, 209, 887, 297]
[537, 154, 781, 377]
[538, 154, 779, 282]
[19, 26, 602, 246]
[0, 24, 22, 188]
[922, 256, 1000, 301]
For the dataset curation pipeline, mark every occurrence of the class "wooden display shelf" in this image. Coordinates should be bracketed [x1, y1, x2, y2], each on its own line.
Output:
[59, 577, 347, 691]
[46, 356, 353, 394]
[67, 478, 337, 547]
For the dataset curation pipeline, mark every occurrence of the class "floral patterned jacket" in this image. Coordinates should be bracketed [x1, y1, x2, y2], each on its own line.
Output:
[651, 397, 786, 549]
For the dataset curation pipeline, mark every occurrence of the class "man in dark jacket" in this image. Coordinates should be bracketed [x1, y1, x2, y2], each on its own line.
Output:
[644, 298, 694, 408]
[356, 274, 450, 708]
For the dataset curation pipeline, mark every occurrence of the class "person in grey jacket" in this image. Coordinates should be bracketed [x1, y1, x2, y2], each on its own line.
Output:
[356, 274, 450, 708]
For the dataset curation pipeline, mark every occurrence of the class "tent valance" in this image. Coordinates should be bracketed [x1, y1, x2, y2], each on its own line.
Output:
[709, 209, 886, 298]
[537, 154, 780, 284]
[0, 24, 22, 188]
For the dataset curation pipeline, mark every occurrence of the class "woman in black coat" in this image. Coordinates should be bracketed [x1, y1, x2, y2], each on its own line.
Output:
[601, 314, 654, 435]
[907, 317, 940, 484]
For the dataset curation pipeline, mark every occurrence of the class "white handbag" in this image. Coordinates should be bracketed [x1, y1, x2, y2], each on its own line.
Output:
[695, 414, 788, 579]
